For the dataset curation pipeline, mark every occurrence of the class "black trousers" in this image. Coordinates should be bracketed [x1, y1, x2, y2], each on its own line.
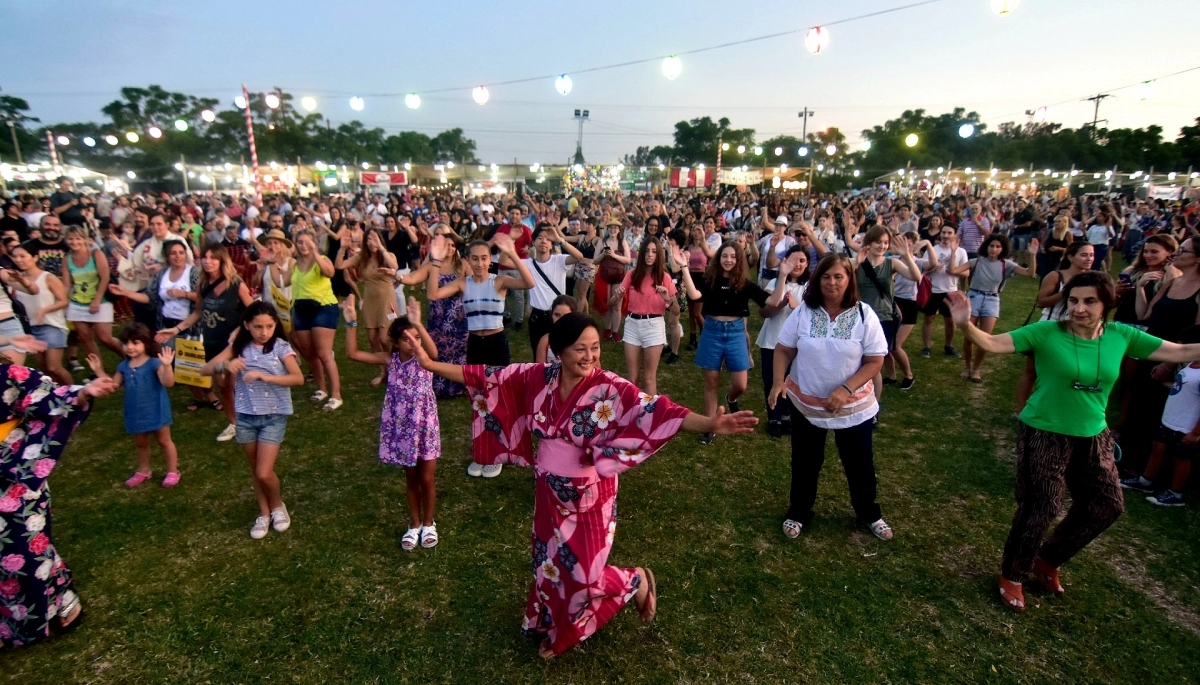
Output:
[467, 330, 511, 367]
[787, 413, 882, 526]
[759, 347, 793, 423]
[528, 307, 553, 354]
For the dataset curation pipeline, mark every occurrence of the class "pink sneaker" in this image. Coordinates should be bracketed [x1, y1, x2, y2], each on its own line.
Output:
[161, 472, 181, 488]
[125, 471, 152, 488]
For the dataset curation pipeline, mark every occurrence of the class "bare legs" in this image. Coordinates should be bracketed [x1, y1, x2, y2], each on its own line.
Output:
[132, 426, 178, 475]
[243, 441, 283, 518]
[703, 368, 747, 417]
[665, 303, 681, 356]
[34, 348, 73, 386]
[623, 343, 664, 395]
[312, 326, 341, 401]
[964, 316, 998, 381]
[74, 321, 123, 370]
[366, 326, 387, 385]
[404, 460, 437, 528]
[575, 278, 594, 315]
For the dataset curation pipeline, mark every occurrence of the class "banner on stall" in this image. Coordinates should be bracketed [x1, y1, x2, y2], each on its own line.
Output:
[669, 168, 714, 188]
[1148, 185, 1183, 201]
[360, 172, 409, 186]
[174, 338, 212, 389]
[717, 169, 763, 186]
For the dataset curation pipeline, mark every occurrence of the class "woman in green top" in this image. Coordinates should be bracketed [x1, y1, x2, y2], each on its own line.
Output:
[948, 271, 1200, 613]
[284, 229, 342, 411]
[854, 224, 922, 400]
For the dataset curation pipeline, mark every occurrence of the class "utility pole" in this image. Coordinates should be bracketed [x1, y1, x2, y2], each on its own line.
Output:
[4, 118, 22, 163]
[1083, 93, 1112, 140]
[573, 109, 589, 165]
[798, 107, 815, 142]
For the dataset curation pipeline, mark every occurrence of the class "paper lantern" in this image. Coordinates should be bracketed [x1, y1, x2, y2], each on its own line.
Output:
[904, 133, 919, 147]
[349, 96, 365, 111]
[661, 55, 682, 80]
[736, 145, 746, 154]
[82, 136, 95, 147]
[301, 96, 317, 112]
[860, 141, 872, 152]
[201, 109, 216, 123]
[472, 86, 489, 105]
[125, 131, 140, 143]
[990, 0, 1019, 16]
[798, 146, 809, 157]
[55, 136, 69, 146]
[148, 126, 163, 139]
[405, 93, 421, 109]
[804, 27, 830, 55]
[264, 93, 280, 109]
[234, 96, 247, 109]
[959, 123, 975, 138]
[555, 74, 573, 95]
[174, 119, 188, 131]
[825, 144, 838, 156]
[105, 135, 119, 145]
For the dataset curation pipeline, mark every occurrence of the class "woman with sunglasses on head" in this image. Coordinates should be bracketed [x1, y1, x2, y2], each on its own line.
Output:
[948, 271, 1200, 613]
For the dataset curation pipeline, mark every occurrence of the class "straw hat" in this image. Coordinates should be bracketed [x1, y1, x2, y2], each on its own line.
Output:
[256, 228, 293, 250]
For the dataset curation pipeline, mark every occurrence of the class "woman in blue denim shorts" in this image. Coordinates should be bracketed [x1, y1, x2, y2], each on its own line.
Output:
[948, 233, 1038, 382]
[673, 240, 769, 445]
[201, 302, 304, 540]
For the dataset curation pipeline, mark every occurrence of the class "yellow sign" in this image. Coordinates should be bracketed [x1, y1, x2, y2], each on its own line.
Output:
[174, 338, 212, 388]
[268, 281, 293, 335]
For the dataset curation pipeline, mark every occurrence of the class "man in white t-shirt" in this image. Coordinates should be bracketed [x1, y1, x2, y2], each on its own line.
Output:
[366, 196, 389, 224]
[921, 231, 967, 358]
[756, 215, 795, 287]
[522, 224, 586, 353]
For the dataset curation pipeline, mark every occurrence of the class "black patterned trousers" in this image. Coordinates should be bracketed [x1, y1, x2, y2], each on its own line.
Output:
[1002, 422, 1125, 583]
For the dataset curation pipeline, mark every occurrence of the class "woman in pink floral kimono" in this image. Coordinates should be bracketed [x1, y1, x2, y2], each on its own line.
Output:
[407, 312, 757, 658]
[0, 349, 118, 647]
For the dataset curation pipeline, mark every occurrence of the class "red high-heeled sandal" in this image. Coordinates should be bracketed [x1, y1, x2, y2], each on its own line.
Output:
[1032, 557, 1065, 596]
[998, 575, 1025, 612]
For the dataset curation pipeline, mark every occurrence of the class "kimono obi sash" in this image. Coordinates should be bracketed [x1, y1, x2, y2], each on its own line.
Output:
[0, 419, 20, 443]
[538, 438, 598, 479]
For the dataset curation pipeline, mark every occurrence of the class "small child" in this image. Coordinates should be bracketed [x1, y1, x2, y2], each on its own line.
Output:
[344, 294, 441, 551]
[1121, 329, 1200, 506]
[88, 324, 180, 488]
[201, 302, 304, 539]
[535, 295, 578, 364]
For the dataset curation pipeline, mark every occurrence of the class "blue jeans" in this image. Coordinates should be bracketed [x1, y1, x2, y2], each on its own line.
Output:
[235, 413, 289, 445]
[694, 317, 750, 372]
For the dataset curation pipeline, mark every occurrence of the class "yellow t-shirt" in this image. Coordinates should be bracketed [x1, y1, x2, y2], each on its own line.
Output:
[290, 262, 337, 305]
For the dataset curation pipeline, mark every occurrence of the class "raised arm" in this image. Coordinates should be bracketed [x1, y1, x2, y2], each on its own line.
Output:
[406, 330, 464, 385]
[552, 226, 586, 264]
[493, 234, 534, 291]
[669, 244, 704, 300]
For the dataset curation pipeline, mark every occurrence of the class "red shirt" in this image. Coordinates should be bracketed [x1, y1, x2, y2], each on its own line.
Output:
[620, 270, 676, 316]
[496, 222, 533, 259]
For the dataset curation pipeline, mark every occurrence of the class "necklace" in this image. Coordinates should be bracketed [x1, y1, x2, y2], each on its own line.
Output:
[1070, 325, 1104, 393]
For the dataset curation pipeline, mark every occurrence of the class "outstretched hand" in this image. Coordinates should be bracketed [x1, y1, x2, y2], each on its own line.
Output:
[9, 334, 47, 354]
[80, 376, 118, 400]
[945, 290, 972, 328]
[711, 406, 758, 436]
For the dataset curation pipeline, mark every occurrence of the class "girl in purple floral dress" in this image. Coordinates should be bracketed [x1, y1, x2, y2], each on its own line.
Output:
[343, 295, 441, 551]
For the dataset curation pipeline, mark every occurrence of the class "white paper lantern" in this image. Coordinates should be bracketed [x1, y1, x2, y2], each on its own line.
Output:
[825, 144, 838, 156]
[555, 74, 573, 95]
[959, 123, 975, 138]
[234, 96, 247, 109]
[661, 55, 682, 80]
[55, 136, 69, 146]
[301, 96, 317, 112]
[105, 135, 119, 145]
[82, 136, 96, 147]
[798, 146, 809, 157]
[201, 109, 216, 123]
[405, 93, 421, 110]
[472, 86, 489, 105]
[905, 133, 919, 147]
[349, 96, 365, 111]
[860, 141, 872, 152]
[148, 126, 163, 139]
[264, 93, 281, 109]
[990, 0, 1019, 17]
[804, 27, 830, 55]
[174, 119, 188, 132]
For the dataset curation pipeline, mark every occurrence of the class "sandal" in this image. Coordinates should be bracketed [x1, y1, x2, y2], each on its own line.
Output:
[782, 519, 803, 539]
[969, 374, 983, 383]
[636, 568, 657, 622]
[185, 400, 212, 411]
[400, 527, 421, 551]
[538, 639, 556, 660]
[869, 518, 894, 541]
[369, 375, 385, 388]
[420, 523, 439, 549]
[1032, 557, 1065, 596]
[56, 592, 83, 633]
[998, 575, 1026, 612]
[310, 390, 329, 403]
[322, 397, 343, 412]
[211, 398, 223, 411]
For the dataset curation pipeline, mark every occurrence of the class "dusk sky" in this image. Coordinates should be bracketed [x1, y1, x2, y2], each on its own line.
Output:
[4, 0, 1199, 165]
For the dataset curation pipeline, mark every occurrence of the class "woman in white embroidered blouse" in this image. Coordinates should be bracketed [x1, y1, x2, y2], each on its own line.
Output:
[768, 253, 894, 542]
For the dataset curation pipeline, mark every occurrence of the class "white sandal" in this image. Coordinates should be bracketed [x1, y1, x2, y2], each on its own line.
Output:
[869, 518, 894, 541]
[322, 397, 343, 412]
[310, 390, 329, 403]
[420, 523, 439, 549]
[400, 527, 421, 551]
[782, 519, 803, 539]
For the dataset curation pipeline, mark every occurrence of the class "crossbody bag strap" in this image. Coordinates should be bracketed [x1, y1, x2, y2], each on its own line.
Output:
[530, 258, 562, 298]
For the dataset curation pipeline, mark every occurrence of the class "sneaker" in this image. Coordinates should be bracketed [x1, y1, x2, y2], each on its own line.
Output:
[766, 420, 781, 438]
[882, 377, 897, 386]
[666, 352, 680, 365]
[780, 418, 792, 435]
[899, 377, 916, 391]
[944, 345, 960, 357]
[699, 433, 715, 445]
[1120, 475, 1153, 493]
[920, 347, 931, 358]
[270, 504, 291, 531]
[513, 321, 523, 332]
[249, 516, 270, 539]
[686, 339, 697, 351]
[216, 424, 237, 442]
[1147, 490, 1186, 507]
[726, 396, 740, 414]
[466, 461, 484, 477]
[68, 359, 85, 372]
[481, 464, 503, 478]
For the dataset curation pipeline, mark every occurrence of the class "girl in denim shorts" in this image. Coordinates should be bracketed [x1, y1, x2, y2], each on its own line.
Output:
[202, 302, 304, 540]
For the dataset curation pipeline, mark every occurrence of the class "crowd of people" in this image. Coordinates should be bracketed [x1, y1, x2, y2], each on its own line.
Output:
[2, 174, 1199, 653]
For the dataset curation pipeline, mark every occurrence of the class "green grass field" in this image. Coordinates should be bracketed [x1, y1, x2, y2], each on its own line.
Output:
[5, 275, 1199, 684]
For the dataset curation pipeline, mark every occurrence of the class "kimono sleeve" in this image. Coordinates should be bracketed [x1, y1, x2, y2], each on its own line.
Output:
[589, 372, 691, 478]
[0, 364, 93, 491]
[461, 363, 546, 468]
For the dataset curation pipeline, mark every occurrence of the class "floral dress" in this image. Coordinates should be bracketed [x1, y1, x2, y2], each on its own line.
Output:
[379, 354, 440, 467]
[462, 363, 690, 656]
[428, 272, 468, 398]
[0, 365, 93, 647]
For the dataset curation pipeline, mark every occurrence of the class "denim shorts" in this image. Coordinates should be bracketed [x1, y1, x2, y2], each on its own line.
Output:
[1156, 424, 1198, 459]
[968, 289, 1001, 319]
[291, 300, 340, 331]
[235, 412, 289, 445]
[694, 317, 751, 372]
[0, 316, 26, 353]
[30, 324, 68, 349]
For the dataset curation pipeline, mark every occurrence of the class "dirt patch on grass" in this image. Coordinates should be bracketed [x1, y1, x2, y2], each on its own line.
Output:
[1097, 540, 1200, 636]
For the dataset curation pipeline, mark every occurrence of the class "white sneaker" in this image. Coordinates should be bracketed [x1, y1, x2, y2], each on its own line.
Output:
[271, 504, 291, 532]
[481, 464, 503, 478]
[466, 461, 484, 477]
[249, 516, 270, 539]
[216, 424, 237, 442]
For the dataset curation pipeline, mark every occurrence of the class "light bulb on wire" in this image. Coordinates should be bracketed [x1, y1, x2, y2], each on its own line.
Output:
[661, 55, 682, 80]
[472, 86, 489, 105]
[555, 74, 573, 95]
[798, 146, 809, 157]
[959, 123, 975, 138]
[55, 136, 69, 146]
[405, 93, 421, 109]
[349, 96, 365, 111]
[905, 133, 919, 148]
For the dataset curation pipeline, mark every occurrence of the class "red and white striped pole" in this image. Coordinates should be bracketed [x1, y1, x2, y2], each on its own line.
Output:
[241, 84, 260, 194]
[46, 131, 60, 169]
